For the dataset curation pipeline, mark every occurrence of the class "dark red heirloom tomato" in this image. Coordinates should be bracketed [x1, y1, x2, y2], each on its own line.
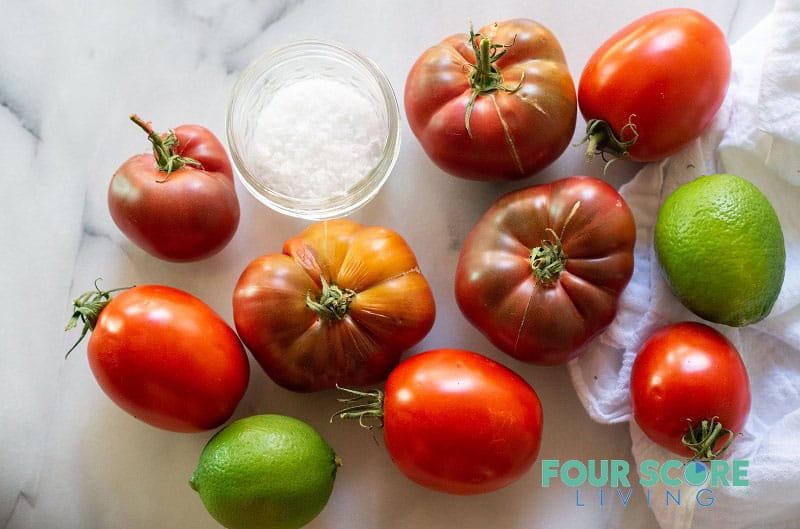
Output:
[66, 283, 250, 432]
[630, 322, 751, 459]
[455, 176, 636, 365]
[578, 8, 731, 162]
[405, 19, 576, 180]
[337, 348, 543, 495]
[108, 115, 240, 262]
[232, 219, 436, 392]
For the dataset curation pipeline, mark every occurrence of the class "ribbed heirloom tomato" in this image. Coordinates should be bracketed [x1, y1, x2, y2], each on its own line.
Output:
[233, 219, 436, 392]
[66, 284, 250, 432]
[108, 115, 240, 261]
[578, 8, 731, 162]
[455, 176, 636, 365]
[630, 322, 751, 459]
[337, 348, 543, 495]
[405, 19, 576, 180]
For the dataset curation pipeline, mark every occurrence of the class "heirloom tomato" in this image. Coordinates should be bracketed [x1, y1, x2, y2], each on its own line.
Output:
[405, 19, 576, 180]
[108, 115, 240, 262]
[66, 283, 250, 432]
[578, 8, 731, 162]
[455, 176, 635, 365]
[232, 219, 436, 392]
[337, 348, 543, 495]
[630, 322, 751, 459]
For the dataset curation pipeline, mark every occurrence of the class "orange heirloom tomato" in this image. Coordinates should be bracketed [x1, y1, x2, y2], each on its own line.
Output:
[232, 219, 436, 392]
[405, 19, 577, 180]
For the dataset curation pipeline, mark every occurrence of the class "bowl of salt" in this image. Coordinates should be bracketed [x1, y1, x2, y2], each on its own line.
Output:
[227, 40, 400, 220]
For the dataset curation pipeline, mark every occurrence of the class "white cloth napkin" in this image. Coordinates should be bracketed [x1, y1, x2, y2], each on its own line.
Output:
[568, 2, 800, 528]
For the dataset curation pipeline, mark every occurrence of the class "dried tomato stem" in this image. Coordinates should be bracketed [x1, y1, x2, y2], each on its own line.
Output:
[682, 417, 735, 461]
[130, 114, 201, 181]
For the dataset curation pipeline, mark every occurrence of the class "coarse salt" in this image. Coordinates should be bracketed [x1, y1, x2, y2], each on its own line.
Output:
[251, 77, 387, 200]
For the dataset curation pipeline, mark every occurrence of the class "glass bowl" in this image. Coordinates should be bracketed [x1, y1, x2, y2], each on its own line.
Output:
[227, 40, 400, 220]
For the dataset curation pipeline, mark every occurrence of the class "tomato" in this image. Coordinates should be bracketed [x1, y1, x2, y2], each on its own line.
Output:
[337, 349, 543, 495]
[108, 115, 240, 262]
[455, 176, 636, 365]
[630, 322, 751, 459]
[577, 8, 731, 162]
[232, 219, 436, 392]
[66, 283, 250, 432]
[405, 19, 576, 180]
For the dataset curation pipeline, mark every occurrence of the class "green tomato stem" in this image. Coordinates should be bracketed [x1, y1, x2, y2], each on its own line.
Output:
[130, 114, 201, 181]
[306, 275, 356, 321]
[463, 23, 525, 138]
[471, 35, 496, 89]
[331, 385, 385, 430]
[529, 201, 580, 284]
[530, 230, 567, 284]
[682, 417, 735, 461]
[64, 279, 132, 358]
[576, 114, 639, 170]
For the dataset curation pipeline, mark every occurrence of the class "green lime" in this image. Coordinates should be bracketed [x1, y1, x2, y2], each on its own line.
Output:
[654, 173, 785, 326]
[190, 414, 339, 529]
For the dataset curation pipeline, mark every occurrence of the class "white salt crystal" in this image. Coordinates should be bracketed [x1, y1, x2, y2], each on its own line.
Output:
[251, 77, 387, 200]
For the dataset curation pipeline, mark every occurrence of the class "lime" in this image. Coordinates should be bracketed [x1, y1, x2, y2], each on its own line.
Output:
[190, 414, 339, 529]
[654, 173, 785, 326]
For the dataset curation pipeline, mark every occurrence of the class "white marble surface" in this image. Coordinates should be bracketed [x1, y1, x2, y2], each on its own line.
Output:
[0, 1, 775, 528]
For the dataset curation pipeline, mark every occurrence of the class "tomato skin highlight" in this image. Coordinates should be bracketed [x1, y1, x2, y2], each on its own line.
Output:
[405, 19, 576, 180]
[108, 122, 240, 262]
[382, 349, 543, 495]
[578, 8, 731, 162]
[455, 176, 636, 365]
[630, 322, 751, 458]
[170, 124, 234, 178]
[85, 285, 250, 432]
[232, 219, 436, 392]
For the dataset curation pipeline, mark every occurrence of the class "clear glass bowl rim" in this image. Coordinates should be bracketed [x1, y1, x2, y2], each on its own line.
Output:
[226, 39, 401, 220]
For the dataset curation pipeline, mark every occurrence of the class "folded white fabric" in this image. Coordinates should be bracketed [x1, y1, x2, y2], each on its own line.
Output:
[568, 2, 800, 528]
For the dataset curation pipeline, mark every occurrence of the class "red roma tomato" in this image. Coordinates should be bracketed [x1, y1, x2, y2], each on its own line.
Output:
[405, 19, 576, 180]
[232, 219, 436, 392]
[108, 115, 240, 262]
[578, 8, 731, 162]
[66, 284, 250, 432]
[630, 322, 751, 460]
[455, 176, 636, 365]
[337, 349, 543, 495]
